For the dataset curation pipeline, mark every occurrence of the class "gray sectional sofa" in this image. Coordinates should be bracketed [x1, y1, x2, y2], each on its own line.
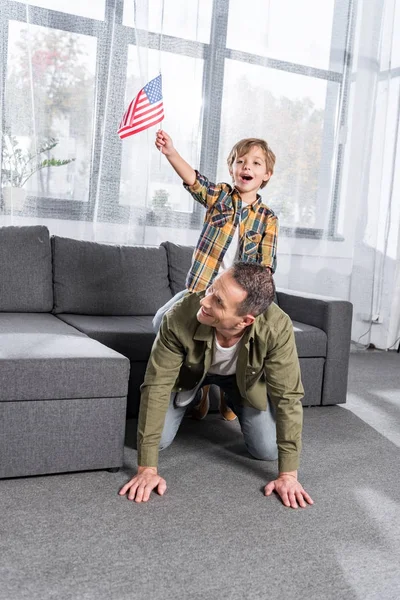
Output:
[0, 225, 353, 479]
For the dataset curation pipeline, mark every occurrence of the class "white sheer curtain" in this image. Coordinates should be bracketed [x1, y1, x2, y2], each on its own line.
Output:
[1, 0, 207, 246]
[1, 0, 399, 349]
[335, 0, 400, 351]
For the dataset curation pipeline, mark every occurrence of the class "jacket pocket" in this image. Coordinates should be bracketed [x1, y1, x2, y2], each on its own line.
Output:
[245, 365, 262, 388]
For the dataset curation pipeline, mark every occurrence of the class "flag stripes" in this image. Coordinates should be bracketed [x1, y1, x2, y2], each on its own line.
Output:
[117, 74, 164, 140]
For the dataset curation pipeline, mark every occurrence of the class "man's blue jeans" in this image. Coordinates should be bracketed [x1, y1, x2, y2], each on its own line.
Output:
[159, 374, 278, 461]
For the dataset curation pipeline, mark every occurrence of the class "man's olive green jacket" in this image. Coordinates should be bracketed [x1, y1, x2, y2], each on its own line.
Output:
[138, 292, 304, 473]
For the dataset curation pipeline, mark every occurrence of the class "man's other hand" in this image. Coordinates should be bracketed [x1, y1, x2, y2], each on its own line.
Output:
[264, 473, 313, 508]
[119, 466, 167, 503]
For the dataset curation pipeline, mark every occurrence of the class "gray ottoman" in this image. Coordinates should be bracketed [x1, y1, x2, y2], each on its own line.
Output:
[0, 313, 130, 478]
[0, 225, 131, 478]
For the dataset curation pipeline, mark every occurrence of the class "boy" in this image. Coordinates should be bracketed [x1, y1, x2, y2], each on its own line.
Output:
[154, 129, 278, 420]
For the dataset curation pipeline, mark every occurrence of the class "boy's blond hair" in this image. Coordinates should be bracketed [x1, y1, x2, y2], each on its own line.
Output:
[227, 138, 276, 189]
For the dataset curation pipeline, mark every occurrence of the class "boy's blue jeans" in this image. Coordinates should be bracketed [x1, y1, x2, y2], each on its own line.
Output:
[159, 373, 278, 462]
[152, 289, 187, 331]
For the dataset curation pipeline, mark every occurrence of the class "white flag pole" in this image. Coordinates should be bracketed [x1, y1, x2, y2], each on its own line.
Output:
[158, 0, 165, 169]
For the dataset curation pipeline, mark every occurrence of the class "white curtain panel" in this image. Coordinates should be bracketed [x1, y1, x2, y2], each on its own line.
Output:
[1, 0, 399, 349]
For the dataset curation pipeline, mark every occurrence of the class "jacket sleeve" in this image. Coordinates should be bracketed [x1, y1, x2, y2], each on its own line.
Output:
[260, 213, 278, 273]
[183, 170, 222, 209]
[263, 315, 304, 473]
[137, 313, 185, 467]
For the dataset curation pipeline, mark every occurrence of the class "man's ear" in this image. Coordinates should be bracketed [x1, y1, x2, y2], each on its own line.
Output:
[241, 314, 255, 327]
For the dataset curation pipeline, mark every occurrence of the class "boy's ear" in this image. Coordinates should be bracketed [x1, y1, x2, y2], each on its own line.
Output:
[263, 171, 272, 183]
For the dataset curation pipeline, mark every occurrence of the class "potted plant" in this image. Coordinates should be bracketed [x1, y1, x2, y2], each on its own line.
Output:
[148, 188, 171, 225]
[1, 132, 75, 212]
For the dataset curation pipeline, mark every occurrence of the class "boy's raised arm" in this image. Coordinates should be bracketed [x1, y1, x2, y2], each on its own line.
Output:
[156, 130, 196, 186]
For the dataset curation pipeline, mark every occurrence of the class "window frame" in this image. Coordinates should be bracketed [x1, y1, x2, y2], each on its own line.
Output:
[0, 0, 355, 239]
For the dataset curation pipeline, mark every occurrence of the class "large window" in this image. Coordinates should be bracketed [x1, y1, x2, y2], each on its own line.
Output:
[14, 0, 106, 20]
[123, 0, 213, 44]
[120, 47, 204, 216]
[218, 61, 341, 229]
[227, 0, 341, 69]
[1, 0, 353, 239]
[6, 20, 96, 203]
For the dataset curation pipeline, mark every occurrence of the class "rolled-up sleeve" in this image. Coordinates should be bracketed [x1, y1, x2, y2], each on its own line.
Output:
[183, 170, 222, 209]
[260, 214, 279, 274]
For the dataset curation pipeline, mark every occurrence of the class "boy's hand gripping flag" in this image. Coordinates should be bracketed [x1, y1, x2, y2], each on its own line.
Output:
[117, 74, 164, 139]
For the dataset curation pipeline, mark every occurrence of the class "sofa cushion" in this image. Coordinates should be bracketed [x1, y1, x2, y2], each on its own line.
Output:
[292, 320, 327, 357]
[52, 236, 172, 315]
[299, 358, 324, 405]
[0, 225, 53, 312]
[0, 313, 129, 401]
[161, 241, 194, 295]
[56, 314, 156, 362]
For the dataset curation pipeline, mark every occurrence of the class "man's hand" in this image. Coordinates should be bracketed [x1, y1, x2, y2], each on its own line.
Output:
[264, 472, 313, 508]
[119, 466, 167, 503]
[155, 130, 175, 157]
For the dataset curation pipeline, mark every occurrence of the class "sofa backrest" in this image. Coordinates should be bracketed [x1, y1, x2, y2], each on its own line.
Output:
[52, 236, 172, 315]
[161, 241, 279, 305]
[0, 225, 53, 312]
[161, 241, 194, 295]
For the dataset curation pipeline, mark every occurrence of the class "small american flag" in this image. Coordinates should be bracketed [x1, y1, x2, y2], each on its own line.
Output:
[117, 74, 164, 140]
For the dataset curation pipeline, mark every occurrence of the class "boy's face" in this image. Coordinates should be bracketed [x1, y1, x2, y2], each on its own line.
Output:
[230, 145, 271, 196]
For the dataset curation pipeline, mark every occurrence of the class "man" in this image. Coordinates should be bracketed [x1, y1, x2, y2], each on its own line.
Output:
[119, 263, 313, 509]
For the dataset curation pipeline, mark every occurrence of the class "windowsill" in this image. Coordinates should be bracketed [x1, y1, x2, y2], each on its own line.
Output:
[279, 226, 344, 241]
[1, 197, 346, 242]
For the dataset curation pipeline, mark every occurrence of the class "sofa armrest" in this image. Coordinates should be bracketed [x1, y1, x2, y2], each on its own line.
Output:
[276, 288, 353, 405]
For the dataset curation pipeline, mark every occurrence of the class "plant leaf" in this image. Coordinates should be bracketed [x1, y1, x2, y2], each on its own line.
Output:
[39, 158, 75, 168]
[37, 138, 59, 154]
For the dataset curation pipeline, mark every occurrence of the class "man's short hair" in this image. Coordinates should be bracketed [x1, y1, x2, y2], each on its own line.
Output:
[231, 262, 276, 316]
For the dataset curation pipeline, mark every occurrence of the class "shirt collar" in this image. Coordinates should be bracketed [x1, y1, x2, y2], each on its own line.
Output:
[193, 322, 214, 342]
[193, 320, 255, 345]
[229, 184, 262, 211]
[242, 322, 255, 347]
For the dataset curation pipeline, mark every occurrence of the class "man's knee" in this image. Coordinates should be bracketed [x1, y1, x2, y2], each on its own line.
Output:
[246, 440, 278, 461]
[159, 434, 174, 451]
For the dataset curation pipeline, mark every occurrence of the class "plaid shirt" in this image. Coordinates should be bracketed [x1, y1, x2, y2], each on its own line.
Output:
[184, 171, 278, 292]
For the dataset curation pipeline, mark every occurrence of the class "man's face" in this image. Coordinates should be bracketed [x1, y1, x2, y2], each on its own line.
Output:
[230, 145, 271, 196]
[196, 271, 253, 332]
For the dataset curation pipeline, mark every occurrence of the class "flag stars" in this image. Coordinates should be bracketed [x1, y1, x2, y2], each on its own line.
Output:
[117, 74, 164, 139]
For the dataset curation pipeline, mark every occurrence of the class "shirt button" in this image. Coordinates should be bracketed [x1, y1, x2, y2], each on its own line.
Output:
[252, 371, 256, 374]
[178, 387, 182, 391]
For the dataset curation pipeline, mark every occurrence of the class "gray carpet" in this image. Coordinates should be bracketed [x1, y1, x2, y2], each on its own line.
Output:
[345, 349, 400, 447]
[1, 351, 400, 600]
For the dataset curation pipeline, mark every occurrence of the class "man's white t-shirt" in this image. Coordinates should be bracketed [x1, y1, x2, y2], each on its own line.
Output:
[218, 199, 250, 274]
[208, 336, 242, 376]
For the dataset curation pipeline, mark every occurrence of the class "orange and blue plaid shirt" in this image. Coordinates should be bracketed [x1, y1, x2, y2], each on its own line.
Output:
[184, 171, 278, 292]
